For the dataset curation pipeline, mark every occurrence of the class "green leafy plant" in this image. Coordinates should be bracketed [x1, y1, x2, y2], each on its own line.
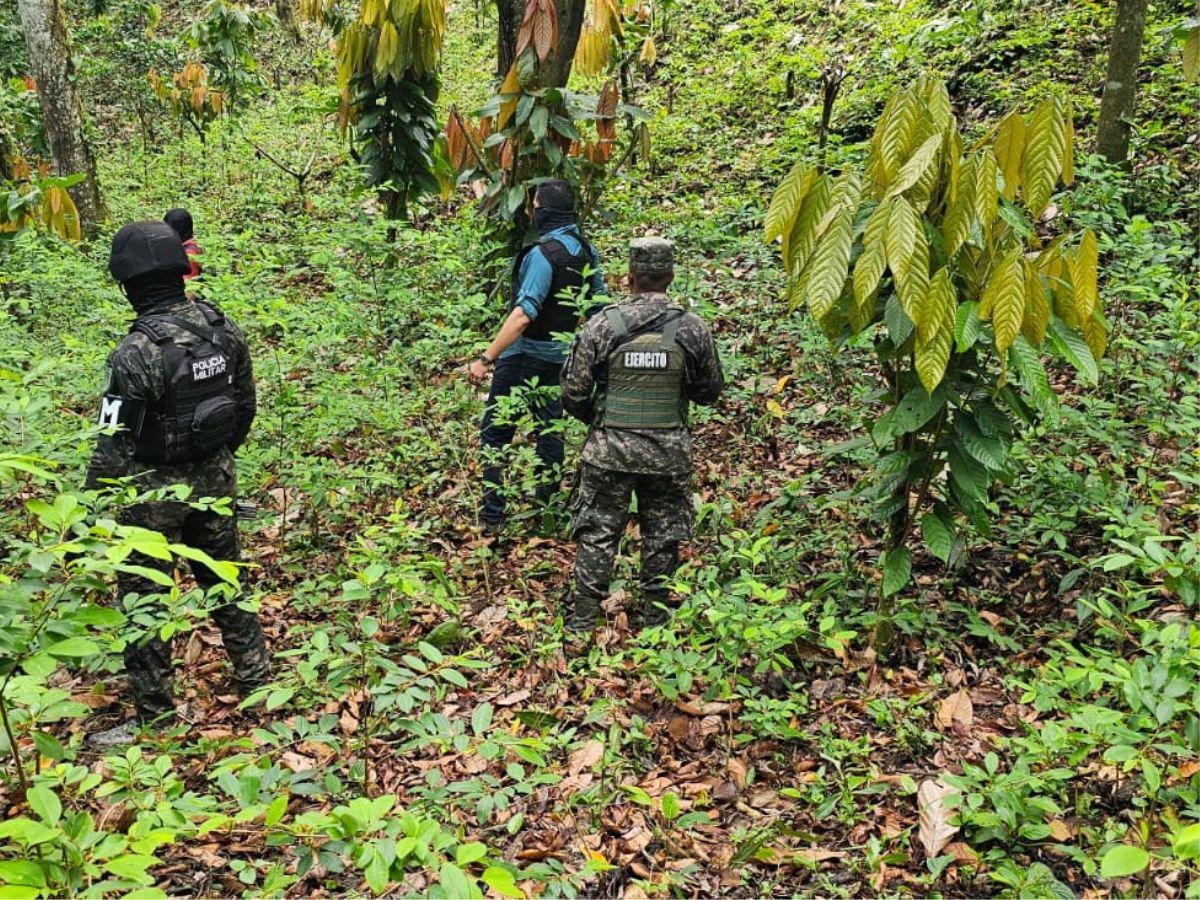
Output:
[765, 75, 1107, 603]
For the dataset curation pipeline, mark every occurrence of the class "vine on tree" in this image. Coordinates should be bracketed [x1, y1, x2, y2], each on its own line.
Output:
[303, 0, 447, 220]
[766, 76, 1105, 599]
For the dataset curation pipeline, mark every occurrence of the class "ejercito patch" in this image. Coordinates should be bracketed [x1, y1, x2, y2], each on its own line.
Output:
[623, 351, 668, 369]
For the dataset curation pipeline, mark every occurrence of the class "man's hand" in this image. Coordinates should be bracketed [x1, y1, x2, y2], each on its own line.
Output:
[467, 357, 492, 385]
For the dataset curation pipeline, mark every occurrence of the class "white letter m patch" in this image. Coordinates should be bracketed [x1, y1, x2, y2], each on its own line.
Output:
[98, 395, 123, 428]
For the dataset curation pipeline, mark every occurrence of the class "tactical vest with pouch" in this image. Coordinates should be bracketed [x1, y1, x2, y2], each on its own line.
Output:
[131, 302, 239, 464]
[513, 234, 592, 342]
[597, 306, 687, 430]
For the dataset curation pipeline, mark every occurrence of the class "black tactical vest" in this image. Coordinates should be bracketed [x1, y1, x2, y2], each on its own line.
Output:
[131, 302, 240, 464]
[514, 234, 593, 342]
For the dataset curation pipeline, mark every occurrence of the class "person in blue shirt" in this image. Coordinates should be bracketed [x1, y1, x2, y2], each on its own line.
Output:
[467, 180, 606, 535]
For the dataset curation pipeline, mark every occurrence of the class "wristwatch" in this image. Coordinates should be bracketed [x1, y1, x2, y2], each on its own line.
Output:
[477, 353, 495, 368]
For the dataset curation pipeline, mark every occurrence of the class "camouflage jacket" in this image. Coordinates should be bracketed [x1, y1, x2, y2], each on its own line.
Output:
[85, 299, 256, 495]
[561, 292, 723, 475]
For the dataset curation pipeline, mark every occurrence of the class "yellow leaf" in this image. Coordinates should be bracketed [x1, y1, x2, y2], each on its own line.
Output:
[984, 249, 1025, 358]
[1083, 310, 1108, 361]
[885, 132, 942, 201]
[974, 149, 999, 234]
[498, 62, 521, 128]
[886, 198, 920, 286]
[942, 154, 977, 258]
[803, 205, 854, 321]
[897, 230, 929, 320]
[1070, 228, 1099, 320]
[784, 174, 831, 277]
[870, 87, 921, 193]
[854, 201, 891, 308]
[1184, 26, 1200, 83]
[766, 399, 786, 419]
[1020, 98, 1066, 219]
[1021, 260, 1050, 347]
[773, 375, 792, 394]
[765, 161, 815, 244]
[1061, 101, 1075, 185]
[639, 35, 656, 67]
[993, 111, 1025, 201]
[917, 267, 955, 346]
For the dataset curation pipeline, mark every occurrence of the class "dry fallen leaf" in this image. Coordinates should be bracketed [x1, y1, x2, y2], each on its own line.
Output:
[496, 689, 531, 707]
[943, 841, 978, 865]
[936, 689, 974, 731]
[728, 756, 749, 789]
[917, 777, 960, 858]
[568, 739, 604, 776]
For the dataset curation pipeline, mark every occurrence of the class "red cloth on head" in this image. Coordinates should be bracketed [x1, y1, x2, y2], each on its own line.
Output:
[182, 237, 204, 280]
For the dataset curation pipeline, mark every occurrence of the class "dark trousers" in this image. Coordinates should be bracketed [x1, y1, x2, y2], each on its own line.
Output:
[119, 498, 269, 721]
[569, 463, 693, 628]
[479, 353, 564, 526]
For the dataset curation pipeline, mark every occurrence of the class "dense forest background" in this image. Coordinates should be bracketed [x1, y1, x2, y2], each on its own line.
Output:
[1, 0, 1198, 896]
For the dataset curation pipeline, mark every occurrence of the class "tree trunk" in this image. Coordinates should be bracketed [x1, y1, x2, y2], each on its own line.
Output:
[15, 0, 105, 235]
[1095, 0, 1149, 165]
[496, 0, 587, 87]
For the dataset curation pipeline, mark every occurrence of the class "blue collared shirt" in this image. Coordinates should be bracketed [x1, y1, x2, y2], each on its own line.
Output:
[503, 226, 606, 365]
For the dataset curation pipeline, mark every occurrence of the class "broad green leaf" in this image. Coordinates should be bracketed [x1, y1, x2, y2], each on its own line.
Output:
[1047, 318, 1098, 385]
[46, 637, 99, 658]
[482, 866, 523, 899]
[882, 547, 912, 597]
[1172, 822, 1200, 861]
[1099, 844, 1150, 878]
[954, 301, 981, 352]
[26, 786, 61, 825]
[948, 445, 989, 502]
[438, 862, 476, 900]
[955, 415, 1007, 471]
[0, 859, 46, 887]
[1021, 262, 1050, 347]
[472, 702, 493, 736]
[1008, 335, 1057, 415]
[456, 842, 488, 866]
[921, 509, 956, 563]
[104, 854, 159, 884]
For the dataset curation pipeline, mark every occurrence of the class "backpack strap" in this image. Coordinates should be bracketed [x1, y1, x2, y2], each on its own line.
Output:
[194, 301, 227, 349]
[661, 310, 684, 352]
[603, 306, 629, 342]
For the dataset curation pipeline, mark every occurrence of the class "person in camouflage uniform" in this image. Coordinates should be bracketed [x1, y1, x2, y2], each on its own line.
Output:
[561, 237, 723, 635]
[86, 221, 269, 742]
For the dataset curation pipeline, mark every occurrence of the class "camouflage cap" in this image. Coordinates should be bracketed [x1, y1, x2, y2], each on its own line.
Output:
[629, 237, 675, 278]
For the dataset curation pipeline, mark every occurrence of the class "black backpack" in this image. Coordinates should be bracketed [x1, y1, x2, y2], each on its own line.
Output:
[131, 302, 239, 464]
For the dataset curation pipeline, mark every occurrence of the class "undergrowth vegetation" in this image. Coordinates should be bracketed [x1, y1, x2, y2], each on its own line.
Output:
[1, 0, 1198, 896]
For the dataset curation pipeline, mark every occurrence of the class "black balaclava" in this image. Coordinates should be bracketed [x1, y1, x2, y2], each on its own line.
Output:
[164, 207, 194, 242]
[109, 221, 191, 314]
[532, 179, 576, 235]
[123, 271, 187, 314]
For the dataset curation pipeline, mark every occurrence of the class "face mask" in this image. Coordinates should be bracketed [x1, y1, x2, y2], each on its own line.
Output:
[533, 207, 553, 231]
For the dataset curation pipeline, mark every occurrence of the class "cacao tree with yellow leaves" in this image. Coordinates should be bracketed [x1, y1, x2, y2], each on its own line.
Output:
[303, 0, 447, 219]
[447, 0, 647, 272]
[766, 76, 1105, 599]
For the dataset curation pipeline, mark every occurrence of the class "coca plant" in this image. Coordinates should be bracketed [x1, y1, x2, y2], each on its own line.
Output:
[765, 76, 1105, 599]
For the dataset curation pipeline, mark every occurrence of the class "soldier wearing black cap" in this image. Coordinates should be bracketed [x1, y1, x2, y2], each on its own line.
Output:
[561, 237, 723, 640]
[86, 221, 268, 745]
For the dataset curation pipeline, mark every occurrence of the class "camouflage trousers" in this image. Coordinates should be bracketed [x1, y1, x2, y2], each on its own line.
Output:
[119, 482, 268, 721]
[568, 463, 693, 631]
